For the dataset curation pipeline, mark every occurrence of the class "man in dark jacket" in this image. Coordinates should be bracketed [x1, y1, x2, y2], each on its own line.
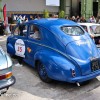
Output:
[0, 18, 5, 35]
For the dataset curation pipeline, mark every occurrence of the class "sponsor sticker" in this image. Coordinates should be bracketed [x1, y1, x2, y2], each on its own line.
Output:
[15, 39, 25, 57]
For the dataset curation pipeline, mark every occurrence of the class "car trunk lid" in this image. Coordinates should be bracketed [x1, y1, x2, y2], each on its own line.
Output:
[66, 39, 99, 75]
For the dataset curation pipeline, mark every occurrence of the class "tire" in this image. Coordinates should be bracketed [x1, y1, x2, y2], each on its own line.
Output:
[37, 62, 52, 83]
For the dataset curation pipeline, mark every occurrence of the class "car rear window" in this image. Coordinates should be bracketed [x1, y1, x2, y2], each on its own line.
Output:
[61, 26, 84, 36]
[90, 25, 100, 34]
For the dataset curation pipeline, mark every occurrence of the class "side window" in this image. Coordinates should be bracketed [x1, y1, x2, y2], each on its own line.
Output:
[29, 25, 41, 40]
[13, 24, 28, 36]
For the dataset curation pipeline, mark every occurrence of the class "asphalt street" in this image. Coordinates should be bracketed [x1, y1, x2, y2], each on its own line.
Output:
[0, 35, 100, 100]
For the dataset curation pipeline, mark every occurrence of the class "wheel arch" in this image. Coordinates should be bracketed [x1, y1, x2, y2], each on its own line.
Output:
[33, 50, 81, 82]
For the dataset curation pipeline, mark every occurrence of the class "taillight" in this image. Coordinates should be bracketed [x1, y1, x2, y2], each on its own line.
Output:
[71, 69, 76, 77]
[0, 72, 12, 80]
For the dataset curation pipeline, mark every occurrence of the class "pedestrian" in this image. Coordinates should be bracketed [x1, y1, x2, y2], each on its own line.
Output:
[89, 16, 96, 23]
[49, 14, 56, 18]
[96, 16, 100, 24]
[15, 57, 23, 67]
[30, 15, 34, 20]
[19, 23, 25, 36]
[17, 16, 22, 24]
[25, 17, 28, 22]
[76, 15, 80, 22]
[65, 16, 69, 20]
[80, 16, 86, 23]
[71, 16, 77, 22]
[0, 18, 5, 35]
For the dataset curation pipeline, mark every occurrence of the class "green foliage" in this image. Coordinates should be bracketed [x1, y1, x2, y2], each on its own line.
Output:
[43, 10, 49, 18]
[59, 10, 65, 18]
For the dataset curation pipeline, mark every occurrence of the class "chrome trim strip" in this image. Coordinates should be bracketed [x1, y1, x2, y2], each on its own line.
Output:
[27, 40, 72, 60]
[27, 40, 81, 70]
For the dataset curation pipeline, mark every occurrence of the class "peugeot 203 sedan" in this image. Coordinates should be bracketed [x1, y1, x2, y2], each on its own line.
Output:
[7, 19, 100, 86]
[0, 46, 15, 94]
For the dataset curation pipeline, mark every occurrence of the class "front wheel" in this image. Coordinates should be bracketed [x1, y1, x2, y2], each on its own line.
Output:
[37, 62, 52, 83]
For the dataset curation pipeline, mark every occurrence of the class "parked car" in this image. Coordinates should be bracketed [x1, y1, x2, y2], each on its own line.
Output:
[7, 19, 100, 86]
[78, 23, 100, 46]
[0, 46, 15, 94]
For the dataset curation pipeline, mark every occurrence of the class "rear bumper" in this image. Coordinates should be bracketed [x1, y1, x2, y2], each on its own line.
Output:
[0, 76, 16, 90]
[67, 70, 100, 83]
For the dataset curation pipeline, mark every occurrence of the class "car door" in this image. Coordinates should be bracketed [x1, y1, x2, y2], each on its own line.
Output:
[9, 23, 28, 58]
[25, 24, 42, 66]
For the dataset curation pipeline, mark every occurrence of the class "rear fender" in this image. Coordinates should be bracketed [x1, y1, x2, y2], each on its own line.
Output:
[34, 50, 81, 81]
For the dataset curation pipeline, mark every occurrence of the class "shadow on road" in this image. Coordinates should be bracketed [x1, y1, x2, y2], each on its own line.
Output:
[10, 57, 100, 100]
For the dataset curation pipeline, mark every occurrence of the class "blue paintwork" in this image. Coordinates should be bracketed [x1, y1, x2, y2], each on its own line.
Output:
[7, 18, 100, 83]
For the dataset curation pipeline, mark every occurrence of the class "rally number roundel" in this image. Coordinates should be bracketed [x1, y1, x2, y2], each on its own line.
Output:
[15, 39, 25, 57]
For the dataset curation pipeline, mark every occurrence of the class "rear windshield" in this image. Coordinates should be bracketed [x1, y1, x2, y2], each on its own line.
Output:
[61, 26, 84, 36]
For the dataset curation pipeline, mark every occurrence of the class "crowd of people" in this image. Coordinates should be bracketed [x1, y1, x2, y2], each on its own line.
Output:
[65, 15, 100, 23]
[0, 13, 100, 36]
[14, 14, 100, 24]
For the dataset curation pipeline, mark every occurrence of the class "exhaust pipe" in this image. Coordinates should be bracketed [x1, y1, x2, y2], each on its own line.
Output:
[76, 82, 80, 87]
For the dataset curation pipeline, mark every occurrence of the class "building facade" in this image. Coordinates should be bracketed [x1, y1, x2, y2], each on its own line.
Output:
[0, 0, 100, 19]
[1, 0, 59, 18]
[60, 0, 99, 18]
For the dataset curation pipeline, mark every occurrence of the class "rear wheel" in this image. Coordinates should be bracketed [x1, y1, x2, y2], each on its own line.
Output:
[37, 62, 52, 83]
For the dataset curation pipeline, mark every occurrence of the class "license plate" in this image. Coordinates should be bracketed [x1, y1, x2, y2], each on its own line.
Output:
[91, 58, 100, 71]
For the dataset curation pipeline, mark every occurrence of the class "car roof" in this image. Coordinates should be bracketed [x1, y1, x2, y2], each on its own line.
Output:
[27, 18, 78, 29]
[78, 23, 100, 26]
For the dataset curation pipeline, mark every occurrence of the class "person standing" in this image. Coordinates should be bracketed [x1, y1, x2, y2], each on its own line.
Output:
[17, 16, 22, 24]
[80, 16, 86, 23]
[76, 15, 80, 22]
[89, 16, 96, 23]
[0, 18, 5, 35]
[71, 16, 77, 22]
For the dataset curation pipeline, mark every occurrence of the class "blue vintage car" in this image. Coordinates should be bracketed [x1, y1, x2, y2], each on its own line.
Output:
[7, 19, 100, 85]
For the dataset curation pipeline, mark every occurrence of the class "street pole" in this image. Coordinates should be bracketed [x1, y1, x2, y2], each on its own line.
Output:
[98, 0, 100, 16]
[59, 0, 65, 11]
[81, 0, 93, 19]
[85, 0, 93, 19]
[81, 0, 86, 18]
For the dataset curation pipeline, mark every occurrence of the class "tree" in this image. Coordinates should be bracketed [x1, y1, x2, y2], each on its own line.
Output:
[59, 10, 65, 18]
[43, 10, 49, 18]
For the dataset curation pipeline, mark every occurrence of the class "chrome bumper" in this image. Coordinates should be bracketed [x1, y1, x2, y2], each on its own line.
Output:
[0, 76, 16, 90]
